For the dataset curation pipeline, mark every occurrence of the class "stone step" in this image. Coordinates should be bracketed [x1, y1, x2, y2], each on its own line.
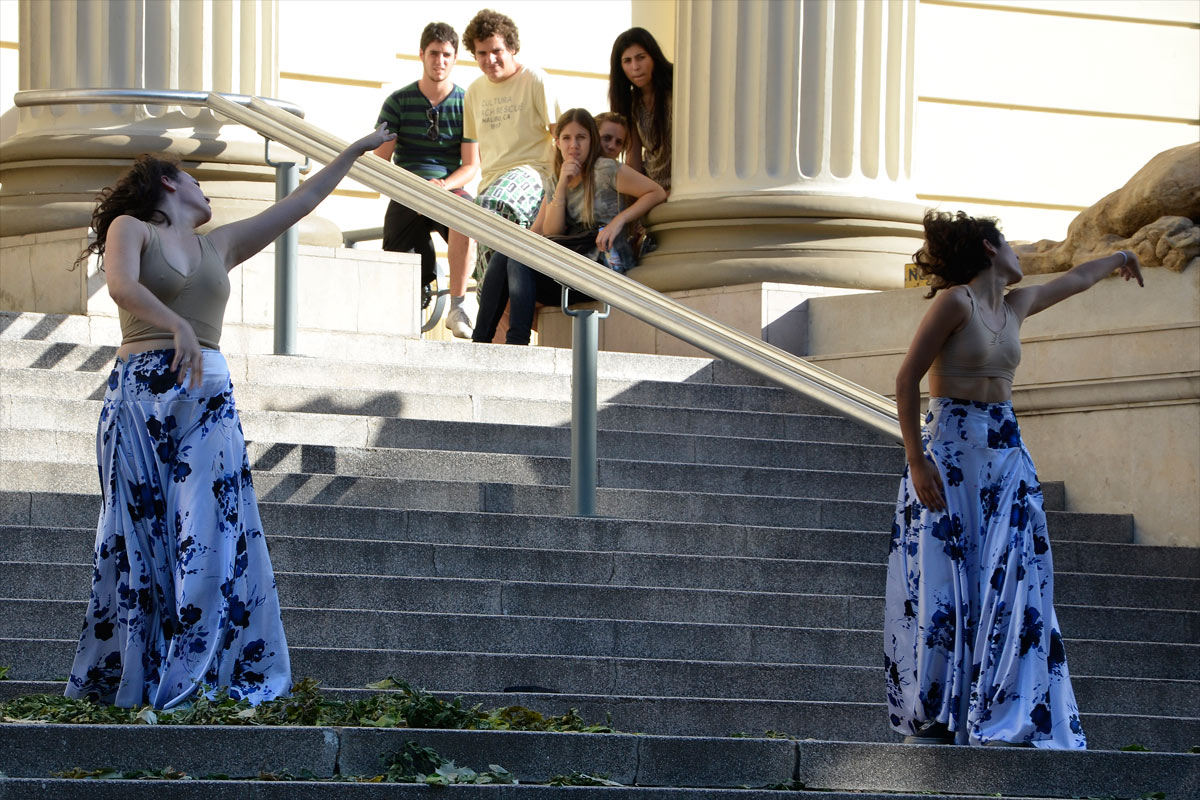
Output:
[7, 569, 1198, 680]
[0, 500, 1137, 578]
[2, 723, 1193, 797]
[1, 464, 1117, 538]
[0, 346, 838, 416]
[10, 545, 1191, 624]
[6, 638, 1199, 744]
[10, 502, 1188, 583]
[0, 436, 903, 503]
[1, 419, 907, 475]
[5, 551, 1190, 645]
[1, 676, 1195, 756]
[0, 461, 903, 530]
[7, 600, 1196, 715]
[5, 522, 1194, 612]
[1, 782, 1018, 800]
[0, 317, 775, 391]
[1, 392, 894, 449]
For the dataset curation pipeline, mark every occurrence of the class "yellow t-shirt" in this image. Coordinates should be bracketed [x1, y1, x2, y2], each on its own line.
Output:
[464, 65, 560, 189]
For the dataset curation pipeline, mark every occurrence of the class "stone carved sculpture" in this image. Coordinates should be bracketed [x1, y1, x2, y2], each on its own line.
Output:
[1013, 142, 1199, 274]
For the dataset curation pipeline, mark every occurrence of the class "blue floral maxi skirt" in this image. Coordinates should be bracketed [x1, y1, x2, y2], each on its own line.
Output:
[66, 350, 290, 708]
[884, 398, 1086, 748]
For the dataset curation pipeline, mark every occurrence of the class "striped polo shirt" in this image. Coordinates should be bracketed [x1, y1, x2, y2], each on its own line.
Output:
[376, 82, 473, 180]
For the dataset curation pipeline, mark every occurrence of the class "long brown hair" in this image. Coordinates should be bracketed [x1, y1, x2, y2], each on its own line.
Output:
[552, 108, 602, 228]
[74, 154, 181, 269]
[608, 27, 673, 162]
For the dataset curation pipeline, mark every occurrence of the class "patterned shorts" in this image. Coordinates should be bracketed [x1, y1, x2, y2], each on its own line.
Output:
[473, 165, 546, 280]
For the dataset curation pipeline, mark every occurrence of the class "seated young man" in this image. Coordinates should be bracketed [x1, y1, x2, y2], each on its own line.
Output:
[375, 21, 479, 338]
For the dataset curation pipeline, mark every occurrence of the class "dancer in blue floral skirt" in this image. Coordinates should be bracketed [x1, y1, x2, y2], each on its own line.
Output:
[885, 211, 1143, 748]
[66, 123, 396, 709]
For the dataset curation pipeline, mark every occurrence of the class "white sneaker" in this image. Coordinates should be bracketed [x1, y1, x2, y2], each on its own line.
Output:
[446, 305, 474, 339]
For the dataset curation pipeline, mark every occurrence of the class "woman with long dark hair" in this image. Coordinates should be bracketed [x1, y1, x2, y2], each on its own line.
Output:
[885, 211, 1143, 748]
[471, 108, 666, 345]
[65, 125, 394, 709]
[608, 27, 673, 192]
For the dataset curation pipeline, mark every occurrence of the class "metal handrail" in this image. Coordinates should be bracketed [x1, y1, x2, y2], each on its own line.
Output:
[13, 88, 305, 117]
[206, 92, 902, 441]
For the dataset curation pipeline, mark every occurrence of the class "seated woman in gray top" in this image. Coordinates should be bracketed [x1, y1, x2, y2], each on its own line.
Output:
[885, 210, 1143, 749]
[472, 107, 666, 345]
[65, 125, 394, 709]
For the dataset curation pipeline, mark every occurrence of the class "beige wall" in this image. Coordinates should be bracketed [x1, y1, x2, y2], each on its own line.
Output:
[913, 0, 1199, 242]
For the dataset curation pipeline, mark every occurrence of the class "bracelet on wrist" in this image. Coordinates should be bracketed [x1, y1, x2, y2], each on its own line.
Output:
[1117, 250, 1129, 266]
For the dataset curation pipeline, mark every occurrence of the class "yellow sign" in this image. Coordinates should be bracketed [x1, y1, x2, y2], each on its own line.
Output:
[904, 263, 929, 289]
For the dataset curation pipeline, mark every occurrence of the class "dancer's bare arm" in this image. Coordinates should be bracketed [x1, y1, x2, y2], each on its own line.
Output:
[208, 125, 395, 268]
[1008, 250, 1143, 320]
[894, 287, 971, 511]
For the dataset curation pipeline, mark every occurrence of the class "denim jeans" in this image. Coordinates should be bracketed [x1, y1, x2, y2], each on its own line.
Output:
[472, 252, 565, 345]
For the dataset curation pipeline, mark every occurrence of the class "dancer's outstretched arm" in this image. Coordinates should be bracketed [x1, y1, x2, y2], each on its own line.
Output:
[1009, 250, 1143, 320]
[208, 124, 396, 268]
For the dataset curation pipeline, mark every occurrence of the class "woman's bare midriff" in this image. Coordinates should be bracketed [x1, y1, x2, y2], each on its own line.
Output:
[929, 374, 1013, 404]
[117, 338, 179, 360]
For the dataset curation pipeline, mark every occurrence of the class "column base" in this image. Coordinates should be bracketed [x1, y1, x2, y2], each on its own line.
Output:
[630, 194, 926, 292]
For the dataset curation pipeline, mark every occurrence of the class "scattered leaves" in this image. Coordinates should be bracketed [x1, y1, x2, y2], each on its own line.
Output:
[0, 676, 614, 733]
[547, 771, 623, 786]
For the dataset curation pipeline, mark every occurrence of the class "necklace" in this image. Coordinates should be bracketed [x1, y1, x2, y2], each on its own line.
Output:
[969, 286, 1007, 345]
[978, 303, 1006, 345]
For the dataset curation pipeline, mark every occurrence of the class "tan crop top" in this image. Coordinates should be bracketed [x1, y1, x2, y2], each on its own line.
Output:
[930, 285, 1021, 382]
[119, 224, 230, 351]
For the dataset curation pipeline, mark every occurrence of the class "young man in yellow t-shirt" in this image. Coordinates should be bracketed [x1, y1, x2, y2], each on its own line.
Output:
[462, 9, 561, 302]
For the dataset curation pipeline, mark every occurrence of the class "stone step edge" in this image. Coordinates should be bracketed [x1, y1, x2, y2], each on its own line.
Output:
[0, 724, 1193, 797]
[7, 523, 1191, 579]
[12, 466, 1123, 526]
[7, 597, 1197, 650]
[0, 420, 905, 464]
[0, 361, 831, 413]
[3, 442, 905, 484]
[8, 558, 1195, 600]
[8, 637, 1197, 683]
[2, 492, 1133, 543]
[3, 387, 861, 430]
[0, 781, 1052, 800]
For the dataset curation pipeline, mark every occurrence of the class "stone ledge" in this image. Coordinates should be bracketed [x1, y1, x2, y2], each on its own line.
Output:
[0, 725, 1194, 796]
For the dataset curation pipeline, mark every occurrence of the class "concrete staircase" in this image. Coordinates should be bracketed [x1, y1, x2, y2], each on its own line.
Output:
[0, 311, 1197, 798]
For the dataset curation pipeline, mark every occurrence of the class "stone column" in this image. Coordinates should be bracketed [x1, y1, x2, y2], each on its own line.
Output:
[0, 0, 337, 243]
[634, 0, 926, 292]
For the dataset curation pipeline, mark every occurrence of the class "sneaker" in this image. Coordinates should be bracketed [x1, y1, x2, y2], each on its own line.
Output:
[446, 304, 474, 339]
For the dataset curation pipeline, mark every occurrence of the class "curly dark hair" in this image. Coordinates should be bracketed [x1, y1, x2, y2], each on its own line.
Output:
[913, 210, 1003, 298]
[74, 154, 182, 270]
[420, 22, 459, 53]
[608, 27, 673, 161]
[463, 9, 519, 55]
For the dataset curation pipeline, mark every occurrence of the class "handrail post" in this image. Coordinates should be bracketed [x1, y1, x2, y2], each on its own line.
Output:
[563, 289, 610, 517]
[273, 161, 298, 354]
[264, 139, 309, 355]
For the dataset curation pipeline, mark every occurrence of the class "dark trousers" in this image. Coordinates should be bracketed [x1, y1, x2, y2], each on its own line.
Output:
[381, 189, 470, 286]
[473, 252, 596, 345]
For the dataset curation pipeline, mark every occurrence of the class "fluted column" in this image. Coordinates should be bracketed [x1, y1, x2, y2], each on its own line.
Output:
[0, 0, 334, 243]
[634, 0, 926, 291]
